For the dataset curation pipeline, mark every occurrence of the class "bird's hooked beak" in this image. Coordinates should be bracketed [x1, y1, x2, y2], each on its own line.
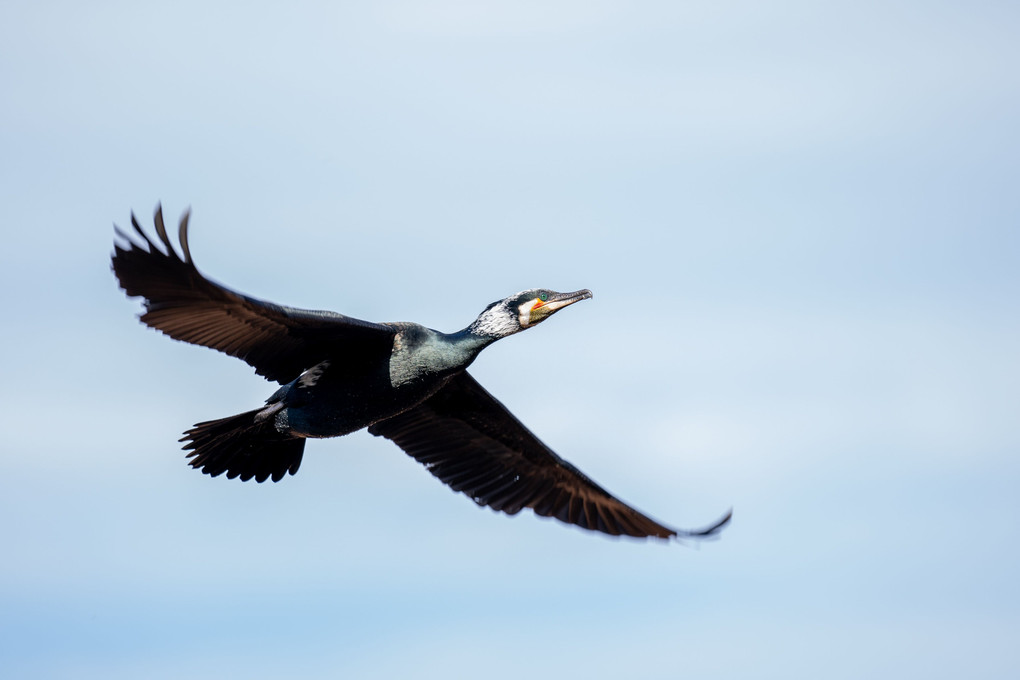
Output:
[538, 289, 593, 313]
[520, 289, 593, 327]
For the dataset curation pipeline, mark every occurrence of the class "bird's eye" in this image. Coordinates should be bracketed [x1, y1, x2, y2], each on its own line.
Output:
[538, 292, 548, 302]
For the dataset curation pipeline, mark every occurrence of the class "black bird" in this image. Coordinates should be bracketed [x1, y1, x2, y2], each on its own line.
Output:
[112, 206, 731, 541]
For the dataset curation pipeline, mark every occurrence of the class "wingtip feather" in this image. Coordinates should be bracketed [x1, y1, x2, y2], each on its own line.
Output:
[152, 203, 182, 261]
[178, 207, 193, 263]
[675, 507, 733, 540]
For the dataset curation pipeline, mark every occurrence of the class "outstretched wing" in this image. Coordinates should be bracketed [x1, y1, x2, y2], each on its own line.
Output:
[369, 372, 731, 540]
[111, 205, 396, 384]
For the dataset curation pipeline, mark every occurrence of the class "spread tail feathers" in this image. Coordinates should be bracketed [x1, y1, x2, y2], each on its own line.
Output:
[181, 410, 305, 483]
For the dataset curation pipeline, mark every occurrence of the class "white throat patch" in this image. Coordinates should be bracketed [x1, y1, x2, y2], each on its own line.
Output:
[469, 300, 519, 338]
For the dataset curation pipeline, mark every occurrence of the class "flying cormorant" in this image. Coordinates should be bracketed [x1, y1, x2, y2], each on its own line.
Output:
[112, 206, 731, 541]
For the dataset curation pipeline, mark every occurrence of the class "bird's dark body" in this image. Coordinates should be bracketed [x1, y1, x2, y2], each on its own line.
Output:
[271, 325, 473, 438]
[112, 206, 731, 541]
[268, 358, 402, 439]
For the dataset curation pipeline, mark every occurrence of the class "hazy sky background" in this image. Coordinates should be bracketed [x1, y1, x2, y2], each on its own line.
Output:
[2, 1, 1018, 677]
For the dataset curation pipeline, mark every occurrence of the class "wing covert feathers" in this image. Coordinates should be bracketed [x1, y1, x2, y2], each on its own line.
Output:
[111, 205, 395, 383]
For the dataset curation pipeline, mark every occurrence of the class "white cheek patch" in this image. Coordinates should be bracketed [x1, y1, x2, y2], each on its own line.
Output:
[517, 301, 535, 328]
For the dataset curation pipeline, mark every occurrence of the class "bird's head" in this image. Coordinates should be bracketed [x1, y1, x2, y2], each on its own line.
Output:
[469, 288, 593, 339]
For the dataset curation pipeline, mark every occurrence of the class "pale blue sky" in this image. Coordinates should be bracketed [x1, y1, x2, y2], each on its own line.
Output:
[2, 1, 1018, 678]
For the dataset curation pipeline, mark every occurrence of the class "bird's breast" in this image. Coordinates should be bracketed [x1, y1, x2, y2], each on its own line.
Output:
[388, 329, 468, 388]
[276, 348, 457, 439]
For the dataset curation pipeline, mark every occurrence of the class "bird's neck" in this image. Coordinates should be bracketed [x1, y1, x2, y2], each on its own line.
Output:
[433, 304, 520, 368]
[443, 327, 501, 360]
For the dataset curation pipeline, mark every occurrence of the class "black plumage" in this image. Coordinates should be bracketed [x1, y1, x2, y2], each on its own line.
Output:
[112, 205, 730, 540]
